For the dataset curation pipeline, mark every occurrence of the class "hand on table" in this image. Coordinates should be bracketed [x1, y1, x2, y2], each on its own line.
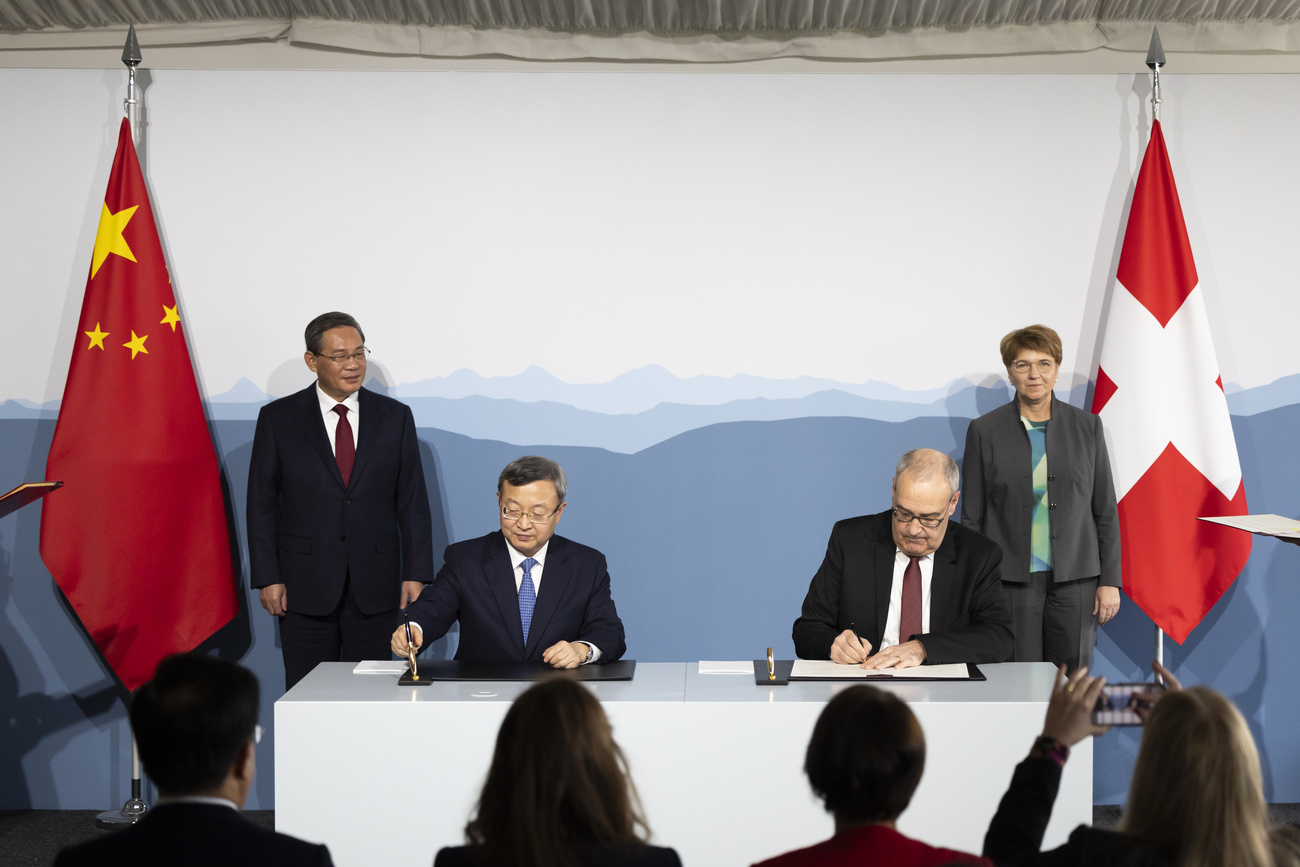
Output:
[542, 641, 589, 669]
[862, 640, 926, 670]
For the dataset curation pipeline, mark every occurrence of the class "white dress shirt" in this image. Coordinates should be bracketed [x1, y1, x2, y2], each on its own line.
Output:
[315, 383, 360, 452]
[880, 549, 934, 649]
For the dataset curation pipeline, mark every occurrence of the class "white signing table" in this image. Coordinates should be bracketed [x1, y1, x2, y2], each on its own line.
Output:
[276, 662, 1090, 867]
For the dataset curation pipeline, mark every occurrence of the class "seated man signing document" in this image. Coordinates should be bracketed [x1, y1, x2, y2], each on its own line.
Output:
[793, 448, 1014, 670]
[392, 456, 626, 669]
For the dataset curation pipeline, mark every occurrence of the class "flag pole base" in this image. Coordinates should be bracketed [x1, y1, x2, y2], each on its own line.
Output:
[95, 797, 148, 828]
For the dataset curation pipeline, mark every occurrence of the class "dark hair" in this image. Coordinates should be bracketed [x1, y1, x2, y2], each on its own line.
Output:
[998, 324, 1063, 366]
[465, 679, 649, 867]
[804, 686, 925, 824]
[497, 456, 568, 503]
[304, 312, 365, 355]
[129, 654, 260, 796]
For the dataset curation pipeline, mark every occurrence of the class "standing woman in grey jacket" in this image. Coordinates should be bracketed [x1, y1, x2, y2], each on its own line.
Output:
[961, 324, 1121, 671]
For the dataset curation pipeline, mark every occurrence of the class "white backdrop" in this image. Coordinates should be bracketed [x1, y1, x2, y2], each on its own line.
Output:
[6, 70, 1297, 402]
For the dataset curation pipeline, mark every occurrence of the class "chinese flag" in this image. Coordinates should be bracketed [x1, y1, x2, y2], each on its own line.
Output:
[1091, 119, 1251, 643]
[40, 119, 236, 690]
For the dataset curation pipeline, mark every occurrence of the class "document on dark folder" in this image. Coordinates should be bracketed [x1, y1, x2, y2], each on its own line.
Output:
[789, 661, 976, 680]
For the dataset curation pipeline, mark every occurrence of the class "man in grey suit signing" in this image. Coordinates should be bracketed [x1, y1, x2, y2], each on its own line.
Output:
[794, 448, 1014, 670]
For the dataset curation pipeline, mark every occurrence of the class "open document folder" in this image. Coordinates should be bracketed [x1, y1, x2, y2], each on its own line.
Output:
[1197, 514, 1300, 539]
[790, 661, 975, 680]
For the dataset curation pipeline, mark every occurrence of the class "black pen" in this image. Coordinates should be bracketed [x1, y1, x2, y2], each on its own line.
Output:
[849, 622, 869, 663]
[403, 610, 419, 680]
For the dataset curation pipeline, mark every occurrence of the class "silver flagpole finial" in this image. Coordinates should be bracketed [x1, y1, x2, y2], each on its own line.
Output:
[122, 24, 142, 142]
[1146, 26, 1165, 122]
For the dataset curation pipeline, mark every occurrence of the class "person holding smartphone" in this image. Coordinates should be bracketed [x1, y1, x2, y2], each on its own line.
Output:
[983, 661, 1278, 867]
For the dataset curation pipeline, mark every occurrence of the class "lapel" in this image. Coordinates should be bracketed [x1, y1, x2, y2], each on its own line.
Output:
[290, 384, 345, 490]
[484, 532, 527, 656]
[349, 387, 380, 491]
[929, 523, 960, 632]
[872, 515, 895, 641]
[524, 536, 571, 657]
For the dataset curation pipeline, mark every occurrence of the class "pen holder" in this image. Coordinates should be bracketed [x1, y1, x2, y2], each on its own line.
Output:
[753, 659, 792, 685]
[398, 666, 432, 686]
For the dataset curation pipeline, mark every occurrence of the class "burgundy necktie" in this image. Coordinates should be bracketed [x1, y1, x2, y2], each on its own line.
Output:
[900, 556, 923, 643]
[332, 404, 355, 486]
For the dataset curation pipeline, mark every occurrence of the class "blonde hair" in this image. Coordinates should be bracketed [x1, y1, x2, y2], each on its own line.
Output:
[1121, 687, 1270, 867]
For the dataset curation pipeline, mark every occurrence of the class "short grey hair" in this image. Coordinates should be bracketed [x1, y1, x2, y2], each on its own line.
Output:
[894, 449, 960, 497]
[497, 456, 567, 503]
[305, 312, 365, 355]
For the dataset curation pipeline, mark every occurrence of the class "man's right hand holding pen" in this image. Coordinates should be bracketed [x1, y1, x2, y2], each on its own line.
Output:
[830, 627, 872, 664]
[391, 623, 423, 657]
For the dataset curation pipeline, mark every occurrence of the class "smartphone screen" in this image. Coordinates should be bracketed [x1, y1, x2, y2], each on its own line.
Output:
[1092, 682, 1167, 726]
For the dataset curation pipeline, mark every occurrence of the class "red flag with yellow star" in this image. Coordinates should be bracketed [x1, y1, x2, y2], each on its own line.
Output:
[40, 119, 236, 690]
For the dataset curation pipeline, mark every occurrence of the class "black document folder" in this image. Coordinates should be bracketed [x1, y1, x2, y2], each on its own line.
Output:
[400, 660, 637, 683]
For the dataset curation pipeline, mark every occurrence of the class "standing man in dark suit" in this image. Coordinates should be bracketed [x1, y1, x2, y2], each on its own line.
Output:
[392, 456, 625, 668]
[248, 312, 434, 689]
[793, 448, 1014, 669]
[53, 654, 333, 867]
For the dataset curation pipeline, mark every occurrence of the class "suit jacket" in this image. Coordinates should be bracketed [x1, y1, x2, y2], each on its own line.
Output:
[435, 842, 682, 867]
[961, 397, 1121, 588]
[983, 755, 1172, 867]
[406, 531, 626, 662]
[53, 802, 334, 867]
[247, 384, 435, 616]
[792, 511, 1014, 664]
[754, 825, 991, 867]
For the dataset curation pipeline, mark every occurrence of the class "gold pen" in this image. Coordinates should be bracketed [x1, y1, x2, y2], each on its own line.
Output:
[767, 647, 775, 681]
[403, 611, 419, 681]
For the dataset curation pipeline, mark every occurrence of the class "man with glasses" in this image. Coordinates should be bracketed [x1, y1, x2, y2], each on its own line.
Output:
[54, 654, 333, 867]
[248, 311, 434, 690]
[793, 449, 1013, 670]
[391, 456, 625, 668]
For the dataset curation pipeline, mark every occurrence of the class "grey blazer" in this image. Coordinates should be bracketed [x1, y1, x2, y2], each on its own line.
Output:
[961, 396, 1121, 588]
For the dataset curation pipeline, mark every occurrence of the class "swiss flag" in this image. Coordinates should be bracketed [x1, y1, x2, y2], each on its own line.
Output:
[1091, 119, 1250, 644]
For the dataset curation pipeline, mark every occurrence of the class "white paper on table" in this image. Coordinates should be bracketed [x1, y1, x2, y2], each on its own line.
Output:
[352, 661, 408, 674]
[789, 660, 972, 679]
[1197, 514, 1300, 538]
[698, 661, 755, 674]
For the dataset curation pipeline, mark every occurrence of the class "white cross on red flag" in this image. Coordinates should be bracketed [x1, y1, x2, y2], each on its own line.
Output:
[1091, 118, 1251, 644]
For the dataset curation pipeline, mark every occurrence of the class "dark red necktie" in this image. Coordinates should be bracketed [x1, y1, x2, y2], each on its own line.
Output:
[332, 404, 355, 485]
[900, 556, 923, 643]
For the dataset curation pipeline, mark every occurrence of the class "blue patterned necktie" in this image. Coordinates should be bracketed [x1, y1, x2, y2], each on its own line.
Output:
[519, 557, 537, 645]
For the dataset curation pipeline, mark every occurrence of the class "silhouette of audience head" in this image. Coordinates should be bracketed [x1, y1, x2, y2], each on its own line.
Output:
[804, 685, 924, 827]
[131, 654, 260, 804]
[1122, 686, 1270, 865]
[465, 678, 650, 867]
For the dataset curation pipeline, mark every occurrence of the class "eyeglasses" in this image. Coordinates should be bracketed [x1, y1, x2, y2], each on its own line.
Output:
[314, 347, 370, 365]
[501, 504, 562, 524]
[1010, 359, 1054, 374]
[891, 508, 946, 530]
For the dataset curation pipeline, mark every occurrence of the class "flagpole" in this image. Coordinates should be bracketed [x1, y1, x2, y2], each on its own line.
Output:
[95, 24, 150, 828]
[121, 24, 141, 144]
[1146, 25, 1167, 686]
